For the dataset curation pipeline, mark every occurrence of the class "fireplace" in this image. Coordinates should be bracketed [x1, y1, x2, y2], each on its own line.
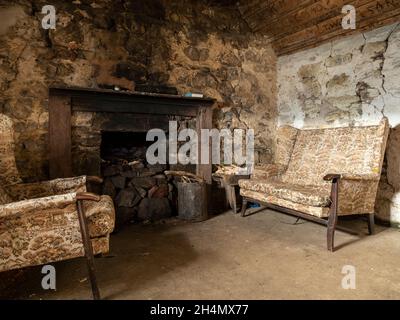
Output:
[49, 87, 214, 181]
[100, 131, 151, 162]
[48, 86, 215, 226]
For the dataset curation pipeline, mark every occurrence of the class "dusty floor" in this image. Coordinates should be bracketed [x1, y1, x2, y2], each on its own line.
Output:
[5, 208, 400, 300]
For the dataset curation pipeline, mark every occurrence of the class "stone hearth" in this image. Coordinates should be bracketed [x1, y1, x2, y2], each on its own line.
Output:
[72, 111, 197, 227]
[100, 131, 174, 227]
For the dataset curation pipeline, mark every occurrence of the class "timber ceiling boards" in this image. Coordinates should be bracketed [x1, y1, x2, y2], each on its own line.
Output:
[238, 0, 400, 56]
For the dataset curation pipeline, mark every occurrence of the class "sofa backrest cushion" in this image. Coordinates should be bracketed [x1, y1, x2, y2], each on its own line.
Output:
[275, 125, 298, 169]
[0, 114, 22, 186]
[281, 118, 389, 187]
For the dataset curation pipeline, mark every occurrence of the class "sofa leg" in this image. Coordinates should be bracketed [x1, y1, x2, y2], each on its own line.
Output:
[226, 185, 237, 214]
[327, 213, 337, 252]
[327, 178, 339, 252]
[241, 199, 248, 217]
[367, 213, 375, 235]
[77, 200, 101, 300]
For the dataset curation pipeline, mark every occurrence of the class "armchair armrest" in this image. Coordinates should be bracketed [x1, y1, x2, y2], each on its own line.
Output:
[341, 173, 380, 181]
[323, 173, 380, 182]
[323, 174, 341, 181]
[76, 192, 101, 202]
[5, 176, 89, 201]
[0, 192, 102, 219]
[0, 193, 77, 219]
[86, 176, 103, 184]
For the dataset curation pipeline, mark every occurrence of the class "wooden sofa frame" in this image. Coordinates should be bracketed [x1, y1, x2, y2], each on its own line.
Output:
[75, 174, 111, 300]
[76, 189, 102, 300]
[240, 174, 374, 252]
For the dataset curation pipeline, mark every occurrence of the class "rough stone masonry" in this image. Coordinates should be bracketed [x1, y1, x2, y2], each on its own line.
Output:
[0, 0, 277, 182]
[278, 23, 400, 226]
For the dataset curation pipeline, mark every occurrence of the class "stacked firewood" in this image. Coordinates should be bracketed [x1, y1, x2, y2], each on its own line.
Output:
[101, 159, 174, 226]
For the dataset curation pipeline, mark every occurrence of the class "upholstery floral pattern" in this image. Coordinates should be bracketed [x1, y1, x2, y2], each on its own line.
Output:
[239, 178, 331, 207]
[240, 118, 389, 217]
[241, 189, 330, 218]
[0, 194, 114, 272]
[85, 196, 115, 237]
[337, 179, 379, 215]
[5, 176, 87, 201]
[275, 125, 298, 169]
[0, 113, 115, 273]
[281, 119, 389, 187]
[251, 164, 286, 180]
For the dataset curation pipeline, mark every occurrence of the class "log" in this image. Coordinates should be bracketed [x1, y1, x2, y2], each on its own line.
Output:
[164, 170, 204, 183]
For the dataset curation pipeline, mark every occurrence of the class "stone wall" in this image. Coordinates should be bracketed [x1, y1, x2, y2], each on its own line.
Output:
[278, 23, 400, 226]
[0, 0, 277, 182]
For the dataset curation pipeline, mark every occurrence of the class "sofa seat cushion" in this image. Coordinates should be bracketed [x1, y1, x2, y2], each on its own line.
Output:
[239, 178, 331, 207]
[240, 189, 330, 218]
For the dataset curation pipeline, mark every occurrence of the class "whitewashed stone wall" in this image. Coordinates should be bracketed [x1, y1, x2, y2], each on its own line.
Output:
[277, 23, 400, 226]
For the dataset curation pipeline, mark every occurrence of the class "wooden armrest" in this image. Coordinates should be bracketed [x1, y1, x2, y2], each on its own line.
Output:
[86, 176, 104, 184]
[76, 192, 101, 202]
[323, 174, 341, 181]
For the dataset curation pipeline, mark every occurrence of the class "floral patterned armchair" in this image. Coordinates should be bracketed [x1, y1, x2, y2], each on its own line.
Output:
[239, 118, 389, 251]
[0, 113, 115, 298]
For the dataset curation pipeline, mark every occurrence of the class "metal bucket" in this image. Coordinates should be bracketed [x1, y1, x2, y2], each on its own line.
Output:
[177, 181, 208, 222]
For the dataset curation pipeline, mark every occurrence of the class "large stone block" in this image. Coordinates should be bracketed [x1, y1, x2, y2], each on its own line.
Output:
[137, 198, 171, 221]
[129, 176, 156, 189]
[325, 53, 352, 67]
[115, 188, 141, 207]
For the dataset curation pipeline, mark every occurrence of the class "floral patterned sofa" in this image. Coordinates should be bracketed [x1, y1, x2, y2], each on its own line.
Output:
[239, 118, 389, 251]
[0, 113, 115, 297]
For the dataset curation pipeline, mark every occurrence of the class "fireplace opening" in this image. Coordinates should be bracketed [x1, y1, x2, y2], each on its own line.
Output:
[100, 131, 153, 162]
[100, 130, 176, 229]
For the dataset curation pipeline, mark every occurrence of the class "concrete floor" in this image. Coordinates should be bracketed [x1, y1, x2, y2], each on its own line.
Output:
[6, 208, 400, 299]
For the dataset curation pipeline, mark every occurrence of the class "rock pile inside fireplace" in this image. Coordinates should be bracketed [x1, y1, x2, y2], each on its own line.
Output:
[100, 134, 175, 228]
